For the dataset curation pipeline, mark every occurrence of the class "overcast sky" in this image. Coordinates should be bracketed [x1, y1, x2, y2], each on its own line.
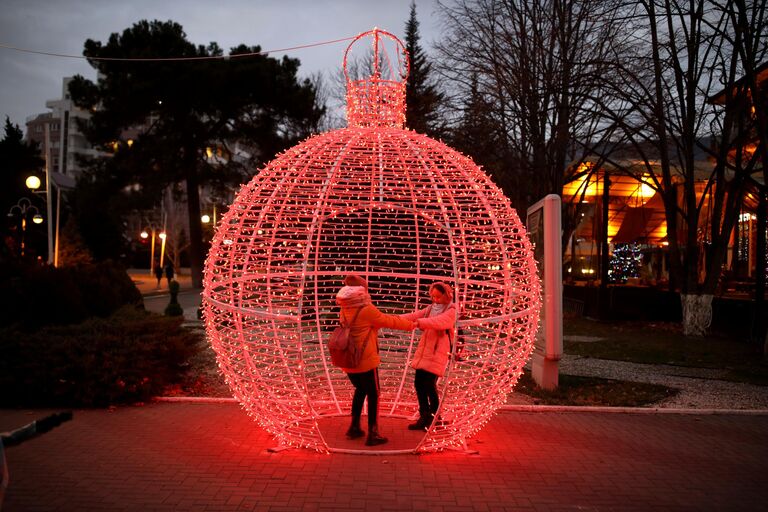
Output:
[0, 0, 442, 131]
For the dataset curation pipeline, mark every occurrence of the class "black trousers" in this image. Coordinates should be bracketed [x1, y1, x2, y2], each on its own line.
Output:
[414, 369, 439, 416]
[347, 369, 380, 428]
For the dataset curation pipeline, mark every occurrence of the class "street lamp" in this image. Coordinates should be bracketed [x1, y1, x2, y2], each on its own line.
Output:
[201, 203, 217, 243]
[25, 170, 59, 266]
[29, 123, 75, 267]
[25, 175, 41, 191]
[141, 223, 169, 275]
[201, 202, 218, 226]
[7, 197, 41, 257]
[142, 223, 159, 274]
[158, 231, 168, 270]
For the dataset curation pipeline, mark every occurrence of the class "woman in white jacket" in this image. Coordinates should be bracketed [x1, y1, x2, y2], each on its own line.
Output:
[401, 282, 456, 431]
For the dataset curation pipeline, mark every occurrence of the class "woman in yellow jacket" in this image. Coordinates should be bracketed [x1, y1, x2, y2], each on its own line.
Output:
[400, 282, 456, 431]
[336, 274, 414, 446]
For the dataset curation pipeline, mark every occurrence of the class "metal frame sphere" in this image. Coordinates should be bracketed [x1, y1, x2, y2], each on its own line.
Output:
[203, 29, 540, 453]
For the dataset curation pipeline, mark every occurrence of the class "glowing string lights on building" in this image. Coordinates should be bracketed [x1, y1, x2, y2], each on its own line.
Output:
[202, 28, 540, 453]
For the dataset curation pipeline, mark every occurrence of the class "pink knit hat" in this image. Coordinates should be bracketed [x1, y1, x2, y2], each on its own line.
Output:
[429, 281, 453, 303]
[343, 274, 368, 290]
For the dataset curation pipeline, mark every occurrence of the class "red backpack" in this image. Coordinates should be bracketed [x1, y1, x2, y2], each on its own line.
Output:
[328, 307, 368, 368]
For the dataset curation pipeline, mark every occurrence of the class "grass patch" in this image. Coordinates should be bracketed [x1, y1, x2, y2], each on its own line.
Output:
[563, 315, 768, 386]
[515, 370, 677, 407]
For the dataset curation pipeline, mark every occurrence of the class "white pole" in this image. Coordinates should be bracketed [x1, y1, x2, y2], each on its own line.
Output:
[44, 124, 54, 264]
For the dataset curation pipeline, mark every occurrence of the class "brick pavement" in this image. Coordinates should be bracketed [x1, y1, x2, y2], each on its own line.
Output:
[2, 403, 767, 511]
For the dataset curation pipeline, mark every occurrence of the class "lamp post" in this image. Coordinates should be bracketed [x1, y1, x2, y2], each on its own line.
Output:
[7, 197, 43, 257]
[158, 230, 167, 270]
[25, 168, 61, 266]
[44, 124, 54, 265]
[201, 203, 217, 243]
[203, 204, 217, 225]
[140, 225, 157, 274]
[141, 223, 168, 275]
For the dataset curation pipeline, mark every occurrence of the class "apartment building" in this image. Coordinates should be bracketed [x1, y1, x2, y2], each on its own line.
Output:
[25, 77, 102, 179]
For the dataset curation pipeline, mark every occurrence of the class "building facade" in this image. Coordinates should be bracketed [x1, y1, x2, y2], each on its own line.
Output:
[25, 77, 102, 179]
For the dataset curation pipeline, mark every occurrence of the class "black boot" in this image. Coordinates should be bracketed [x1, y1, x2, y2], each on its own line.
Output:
[365, 425, 388, 446]
[346, 417, 365, 439]
[408, 411, 433, 431]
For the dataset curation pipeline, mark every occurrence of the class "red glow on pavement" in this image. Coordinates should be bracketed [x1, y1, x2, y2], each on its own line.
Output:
[203, 29, 540, 453]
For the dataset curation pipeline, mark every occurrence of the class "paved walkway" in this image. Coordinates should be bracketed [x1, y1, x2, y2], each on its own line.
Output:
[128, 268, 196, 297]
[2, 403, 767, 511]
[3, 273, 767, 509]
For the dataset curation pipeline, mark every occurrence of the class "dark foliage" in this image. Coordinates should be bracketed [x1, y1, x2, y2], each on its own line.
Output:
[450, 75, 507, 185]
[0, 306, 201, 407]
[68, 20, 325, 285]
[69, 160, 134, 261]
[0, 260, 142, 329]
[404, 2, 445, 137]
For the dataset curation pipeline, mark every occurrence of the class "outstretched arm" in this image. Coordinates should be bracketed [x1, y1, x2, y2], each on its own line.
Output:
[365, 305, 414, 331]
[400, 306, 430, 322]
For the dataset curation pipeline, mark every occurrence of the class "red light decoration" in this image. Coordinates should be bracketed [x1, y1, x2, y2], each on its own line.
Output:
[203, 29, 540, 453]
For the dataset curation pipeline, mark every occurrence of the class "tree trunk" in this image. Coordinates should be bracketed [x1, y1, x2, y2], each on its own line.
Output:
[681, 293, 713, 337]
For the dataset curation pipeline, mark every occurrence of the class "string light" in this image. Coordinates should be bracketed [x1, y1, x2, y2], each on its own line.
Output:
[202, 29, 540, 453]
[0, 35, 357, 62]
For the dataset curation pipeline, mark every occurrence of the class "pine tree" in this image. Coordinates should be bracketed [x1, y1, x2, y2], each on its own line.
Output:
[404, 1, 444, 137]
[450, 75, 516, 194]
[69, 20, 324, 286]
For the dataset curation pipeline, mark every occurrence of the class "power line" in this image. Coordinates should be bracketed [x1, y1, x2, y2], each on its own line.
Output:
[0, 35, 357, 62]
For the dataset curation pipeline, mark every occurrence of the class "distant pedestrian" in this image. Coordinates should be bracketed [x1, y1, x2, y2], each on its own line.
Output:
[153, 264, 163, 289]
[164, 262, 175, 288]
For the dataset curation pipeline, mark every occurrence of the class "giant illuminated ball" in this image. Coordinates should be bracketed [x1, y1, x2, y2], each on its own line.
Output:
[203, 29, 540, 453]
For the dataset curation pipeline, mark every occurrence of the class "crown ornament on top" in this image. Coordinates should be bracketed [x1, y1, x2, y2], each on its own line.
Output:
[344, 28, 410, 128]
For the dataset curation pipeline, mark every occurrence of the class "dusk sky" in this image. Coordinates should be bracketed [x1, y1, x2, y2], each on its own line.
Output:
[0, 0, 441, 131]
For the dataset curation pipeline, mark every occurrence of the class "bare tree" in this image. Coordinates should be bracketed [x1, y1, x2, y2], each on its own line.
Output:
[323, 49, 395, 130]
[405, 0, 447, 137]
[592, 0, 767, 335]
[436, 0, 630, 215]
[308, 72, 346, 132]
[717, 0, 768, 175]
[161, 185, 190, 273]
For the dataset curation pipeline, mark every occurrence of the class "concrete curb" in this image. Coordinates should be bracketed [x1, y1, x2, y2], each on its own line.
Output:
[497, 404, 768, 415]
[156, 396, 237, 404]
[154, 396, 768, 415]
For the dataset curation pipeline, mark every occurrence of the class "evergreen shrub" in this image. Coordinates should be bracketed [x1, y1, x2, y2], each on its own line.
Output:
[0, 260, 142, 328]
[0, 305, 201, 407]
